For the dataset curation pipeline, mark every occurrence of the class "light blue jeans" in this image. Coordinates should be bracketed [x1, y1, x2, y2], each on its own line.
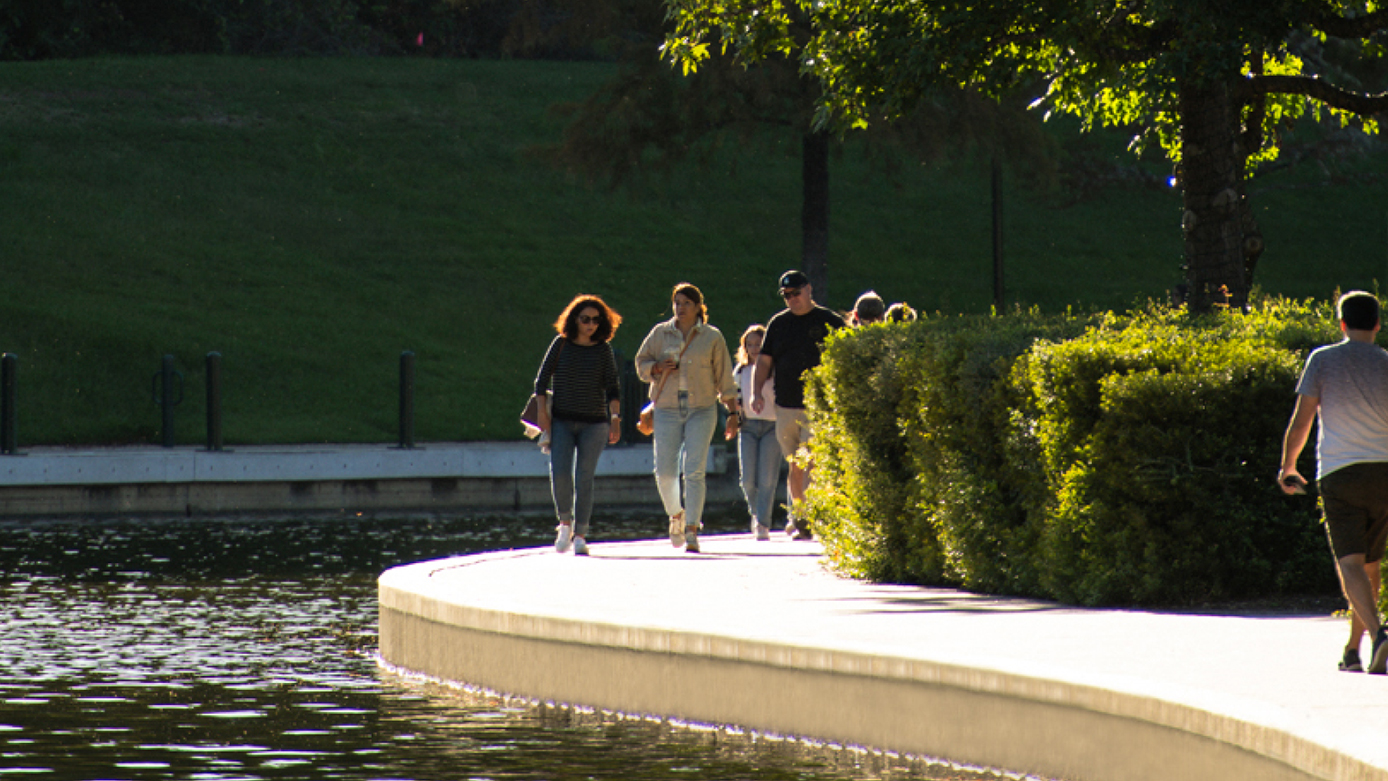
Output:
[738, 418, 782, 527]
[653, 394, 719, 529]
[549, 418, 609, 538]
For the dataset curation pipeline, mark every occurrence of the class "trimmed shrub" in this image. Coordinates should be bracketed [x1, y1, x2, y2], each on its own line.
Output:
[805, 298, 1343, 607]
[803, 323, 931, 583]
[804, 310, 1093, 588]
[1013, 306, 1333, 604]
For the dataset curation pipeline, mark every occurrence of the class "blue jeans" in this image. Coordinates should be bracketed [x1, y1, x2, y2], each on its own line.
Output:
[738, 418, 782, 526]
[549, 418, 609, 538]
[653, 395, 719, 529]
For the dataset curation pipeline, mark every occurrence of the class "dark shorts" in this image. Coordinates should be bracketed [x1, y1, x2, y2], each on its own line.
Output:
[1319, 461, 1388, 563]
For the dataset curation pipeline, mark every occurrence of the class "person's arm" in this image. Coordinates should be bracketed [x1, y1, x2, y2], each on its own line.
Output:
[1278, 394, 1318, 493]
[534, 338, 561, 433]
[634, 327, 661, 383]
[751, 353, 774, 415]
[635, 325, 679, 383]
[605, 345, 622, 444]
[713, 335, 739, 412]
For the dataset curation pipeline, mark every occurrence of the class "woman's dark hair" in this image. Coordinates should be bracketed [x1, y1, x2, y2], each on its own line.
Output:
[554, 295, 622, 342]
[672, 282, 707, 323]
[1339, 290, 1380, 332]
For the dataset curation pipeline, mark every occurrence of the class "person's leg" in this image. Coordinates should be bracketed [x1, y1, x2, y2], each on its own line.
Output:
[680, 405, 719, 531]
[1323, 463, 1388, 671]
[1346, 561, 1382, 661]
[652, 407, 685, 519]
[1332, 541, 1386, 674]
[738, 424, 758, 527]
[774, 406, 804, 533]
[548, 419, 577, 552]
[789, 409, 815, 537]
[755, 421, 782, 528]
[1339, 554, 1382, 633]
[571, 421, 609, 540]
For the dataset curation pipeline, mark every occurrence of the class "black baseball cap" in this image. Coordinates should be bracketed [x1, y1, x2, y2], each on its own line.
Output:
[778, 270, 810, 289]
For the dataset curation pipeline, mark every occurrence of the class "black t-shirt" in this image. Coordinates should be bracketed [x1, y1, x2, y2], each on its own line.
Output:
[761, 305, 846, 409]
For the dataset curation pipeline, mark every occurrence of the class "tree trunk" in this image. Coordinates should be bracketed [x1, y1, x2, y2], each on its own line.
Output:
[1178, 80, 1249, 312]
[802, 130, 830, 303]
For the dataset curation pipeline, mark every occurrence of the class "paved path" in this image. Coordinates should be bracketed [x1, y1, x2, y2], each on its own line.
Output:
[379, 532, 1388, 781]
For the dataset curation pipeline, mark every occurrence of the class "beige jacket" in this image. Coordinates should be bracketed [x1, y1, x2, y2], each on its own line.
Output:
[635, 319, 738, 409]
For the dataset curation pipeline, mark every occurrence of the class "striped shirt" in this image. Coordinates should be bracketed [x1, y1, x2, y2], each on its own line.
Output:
[533, 337, 620, 423]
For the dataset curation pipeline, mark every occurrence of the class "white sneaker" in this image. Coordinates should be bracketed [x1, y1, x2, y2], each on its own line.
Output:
[684, 525, 700, 553]
[573, 537, 589, 556]
[555, 523, 573, 553]
[668, 510, 686, 548]
[755, 523, 770, 541]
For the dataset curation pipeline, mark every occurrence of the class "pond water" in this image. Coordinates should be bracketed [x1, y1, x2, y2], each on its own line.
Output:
[0, 513, 1023, 781]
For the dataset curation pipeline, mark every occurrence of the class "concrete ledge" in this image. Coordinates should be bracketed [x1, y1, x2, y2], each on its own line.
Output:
[0, 474, 749, 520]
[0, 441, 738, 519]
[0, 441, 725, 486]
[379, 539, 1388, 781]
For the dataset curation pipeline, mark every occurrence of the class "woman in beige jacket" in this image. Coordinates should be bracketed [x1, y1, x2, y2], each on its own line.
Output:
[635, 283, 740, 553]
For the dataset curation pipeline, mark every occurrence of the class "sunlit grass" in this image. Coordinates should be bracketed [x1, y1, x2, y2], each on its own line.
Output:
[0, 55, 1381, 445]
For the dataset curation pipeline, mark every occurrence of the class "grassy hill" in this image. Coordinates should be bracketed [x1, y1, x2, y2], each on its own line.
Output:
[0, 55, 1383, 446]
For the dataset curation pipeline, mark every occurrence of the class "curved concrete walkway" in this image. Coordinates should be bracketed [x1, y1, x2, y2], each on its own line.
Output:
[378, 533, 1388, 781]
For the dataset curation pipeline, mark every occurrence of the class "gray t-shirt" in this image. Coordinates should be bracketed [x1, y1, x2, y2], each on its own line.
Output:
[1296, 339, 1388, 479]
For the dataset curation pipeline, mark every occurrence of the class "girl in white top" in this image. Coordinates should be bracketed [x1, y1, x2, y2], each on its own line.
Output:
[733, 324, 782, 540]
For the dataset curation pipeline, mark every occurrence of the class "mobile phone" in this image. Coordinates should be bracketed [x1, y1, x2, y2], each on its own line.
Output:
[1282, 474, 1307, 494]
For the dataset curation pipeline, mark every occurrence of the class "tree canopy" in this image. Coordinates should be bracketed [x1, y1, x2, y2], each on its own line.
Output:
[666, 0, 1388, 310]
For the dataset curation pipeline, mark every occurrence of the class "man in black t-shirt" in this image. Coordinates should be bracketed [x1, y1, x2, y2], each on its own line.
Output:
[751, 270, 846, 538]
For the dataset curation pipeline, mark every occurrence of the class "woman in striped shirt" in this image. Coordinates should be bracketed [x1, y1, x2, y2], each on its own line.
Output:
[534, 295, 623, 556]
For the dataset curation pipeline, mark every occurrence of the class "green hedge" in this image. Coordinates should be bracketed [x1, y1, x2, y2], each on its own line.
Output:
[805, 299, 1343, 607]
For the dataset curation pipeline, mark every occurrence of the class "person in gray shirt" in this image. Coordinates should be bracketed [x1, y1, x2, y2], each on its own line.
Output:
[1280, 290, 1388, 674]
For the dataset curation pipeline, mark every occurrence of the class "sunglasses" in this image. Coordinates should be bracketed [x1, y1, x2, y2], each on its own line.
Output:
[578, 314, 603, 324]
[780, 287, 803, 300]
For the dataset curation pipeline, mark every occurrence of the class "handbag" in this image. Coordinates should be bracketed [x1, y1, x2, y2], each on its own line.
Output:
[637, 402, 656, 437]
[637, 328, 696, 437]
[520, 394, 548, 439]
[522, 339, 564, 439]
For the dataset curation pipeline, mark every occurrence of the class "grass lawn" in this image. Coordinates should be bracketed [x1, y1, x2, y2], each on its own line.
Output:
[0, 55, 1383, 446]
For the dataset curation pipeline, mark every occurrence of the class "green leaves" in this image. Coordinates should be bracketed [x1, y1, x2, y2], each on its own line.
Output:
[803, 299, 1343, 606]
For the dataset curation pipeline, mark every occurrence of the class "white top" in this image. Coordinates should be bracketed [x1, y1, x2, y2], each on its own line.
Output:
[1296, 338, 1388, 479]
[737, 364, 777, 422]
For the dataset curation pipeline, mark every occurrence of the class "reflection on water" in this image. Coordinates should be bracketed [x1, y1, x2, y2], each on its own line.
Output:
[0, 514, 1017, 781]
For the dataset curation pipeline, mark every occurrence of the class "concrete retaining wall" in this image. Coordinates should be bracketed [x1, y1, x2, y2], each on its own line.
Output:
[0, 442, 745, 519]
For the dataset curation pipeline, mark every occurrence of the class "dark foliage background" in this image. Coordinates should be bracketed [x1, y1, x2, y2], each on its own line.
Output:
[0, 0, 644, 59]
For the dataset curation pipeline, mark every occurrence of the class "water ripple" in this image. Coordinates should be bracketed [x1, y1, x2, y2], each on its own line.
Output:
[0, 515, 1024, 781]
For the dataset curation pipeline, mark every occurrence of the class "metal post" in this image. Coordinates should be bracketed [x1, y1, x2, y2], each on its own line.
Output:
[1, 353, 16, 455]
[161, 354, 177, 448]
[206, 352, 223, 452]
[616, 350, 643, 443]
[992, 156, 1005, 313]
[399, 351, 415, 450]
[152, 355, 183, 448]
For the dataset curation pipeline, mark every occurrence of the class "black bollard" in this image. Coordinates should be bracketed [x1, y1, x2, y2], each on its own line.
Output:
[399, 351, 415, 450]
[1, 353, 16, 455]
[206, 352, 223, 451]
[152, 355, 184, 448]
[616, 349, 642, 443]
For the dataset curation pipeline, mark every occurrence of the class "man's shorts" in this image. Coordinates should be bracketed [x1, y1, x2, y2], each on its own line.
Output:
[774, 406, 812, 460]
[1319, 461, 1388, 563]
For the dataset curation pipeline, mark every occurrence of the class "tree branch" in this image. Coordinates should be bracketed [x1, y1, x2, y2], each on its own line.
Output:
[1305, 7, 1388, 39]
[1244, 74, 1388, 115]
